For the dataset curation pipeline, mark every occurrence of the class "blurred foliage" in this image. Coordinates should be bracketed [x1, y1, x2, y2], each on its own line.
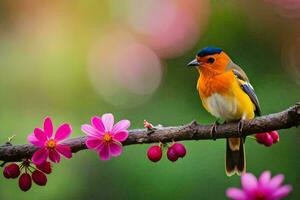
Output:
[0, 0, 299, 199]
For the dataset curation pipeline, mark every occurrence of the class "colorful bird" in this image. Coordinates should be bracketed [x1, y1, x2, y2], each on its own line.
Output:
[187, 47, 261, 176]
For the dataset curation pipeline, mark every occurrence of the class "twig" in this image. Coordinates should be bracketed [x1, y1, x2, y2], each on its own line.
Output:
[0, 102, 299, 162]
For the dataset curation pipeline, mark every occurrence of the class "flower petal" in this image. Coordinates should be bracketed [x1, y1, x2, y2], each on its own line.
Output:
[34, 128, 47, 142]
[259, 171, 271, 187]
[91, 116, 105, 132]
[49, 149, 61, 163]
[112, 120, 130, 133]
[241, 173, 258, 192]
[44, 117, 54, 138]
[32, 148, 49, 165]
[109, 142, 123, 157]
[99, 146, 110, 160]
[96, 142, 106, 152]
[81, 124, 104, 137]
[226, 188, 247, 200]
[55, 123, 72, 142]
[86, 137, 103, 149]
[56, 144, 72, 159]
[113, 131, 128, 142]
[28, 134, 45, 147]
[271, 185, 292, 199]
[268, 174, 284, 190]
[102, 113, 114, 131]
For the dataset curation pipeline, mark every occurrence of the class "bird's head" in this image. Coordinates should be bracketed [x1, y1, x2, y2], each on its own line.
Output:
[187, 47, 231, 73]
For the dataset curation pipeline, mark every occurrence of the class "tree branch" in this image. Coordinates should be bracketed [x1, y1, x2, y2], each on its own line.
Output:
[1, 103, 299, 162]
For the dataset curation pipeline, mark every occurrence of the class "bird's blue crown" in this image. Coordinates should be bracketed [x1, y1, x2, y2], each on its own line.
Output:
[197, 47, 222, 57]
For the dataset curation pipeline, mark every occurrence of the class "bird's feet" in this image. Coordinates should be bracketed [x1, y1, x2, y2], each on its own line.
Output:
[210, 120, 220, 140]
[237, 120, 245, 137]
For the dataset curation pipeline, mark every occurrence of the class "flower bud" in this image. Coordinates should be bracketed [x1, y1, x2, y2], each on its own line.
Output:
[3, 163, 20, 179]
[32, 170, 47, 186]
[147, 145, 162, 162]
[144, 120, 153, 130]
[19, 173, 32, 192]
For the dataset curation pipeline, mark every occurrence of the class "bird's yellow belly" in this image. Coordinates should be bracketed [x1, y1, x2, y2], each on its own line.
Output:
[204, 91, 255, 121]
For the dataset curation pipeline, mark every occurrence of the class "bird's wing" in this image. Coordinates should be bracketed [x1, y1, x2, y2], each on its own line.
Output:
[227, 61, 261, 116]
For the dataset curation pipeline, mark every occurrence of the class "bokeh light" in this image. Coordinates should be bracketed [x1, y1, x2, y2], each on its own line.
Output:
[281, 36, 300, 84]
[88, 27, 163, 108]
[110, 0, 210, 58]
[265, 0, 300, 18]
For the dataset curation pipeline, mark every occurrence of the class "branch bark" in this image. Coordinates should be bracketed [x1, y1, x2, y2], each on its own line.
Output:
[1, 103, 299, 162]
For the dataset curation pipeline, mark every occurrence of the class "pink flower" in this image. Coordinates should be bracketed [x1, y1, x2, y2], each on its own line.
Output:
[226, 171, 292, 200]
[28, 117, 72, 165]
[81, 113, 130, 160]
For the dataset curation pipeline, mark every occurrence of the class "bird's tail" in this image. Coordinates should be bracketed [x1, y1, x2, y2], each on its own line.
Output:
[225, 137, 246, 176]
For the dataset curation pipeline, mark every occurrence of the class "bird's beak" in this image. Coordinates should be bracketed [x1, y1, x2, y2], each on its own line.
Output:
[187, 59, 200, 67]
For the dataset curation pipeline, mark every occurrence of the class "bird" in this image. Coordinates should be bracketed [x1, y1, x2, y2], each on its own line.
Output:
[187, 47, 261, 176]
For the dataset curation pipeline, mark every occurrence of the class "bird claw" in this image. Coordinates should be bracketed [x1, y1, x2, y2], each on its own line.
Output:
[238, 120, 244, 137]
[210, 121, 220, 140]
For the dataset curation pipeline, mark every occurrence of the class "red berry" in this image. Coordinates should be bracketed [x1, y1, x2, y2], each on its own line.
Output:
[147, 145, 162, 162]
[19, 173, 32, 192]
[36, 161, 52, 174]
[269, 131, 279, 144]
[255, 133, 266, 144]
[264, 134, 273, 147]
[3, 163, 20, 179]
[3, 168, 10, 179]
[167, 147, 178, 162]
[172, 143, 186, 158]
[255, 133, 273, 147]
[32, 170, 47, 186]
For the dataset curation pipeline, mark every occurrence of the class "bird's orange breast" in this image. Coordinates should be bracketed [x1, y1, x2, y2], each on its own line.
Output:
[197, 67, 255, 120]
[197, 68, 235, 99]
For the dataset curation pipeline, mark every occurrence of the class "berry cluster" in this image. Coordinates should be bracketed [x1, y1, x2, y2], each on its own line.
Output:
[3, 160, 52, 192]
[147, 142, 187, 162]
[255, 131, 279, 147]
[167, 143, 186, 161]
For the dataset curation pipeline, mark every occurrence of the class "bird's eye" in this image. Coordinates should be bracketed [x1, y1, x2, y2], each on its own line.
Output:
[207, 57, 215, 63]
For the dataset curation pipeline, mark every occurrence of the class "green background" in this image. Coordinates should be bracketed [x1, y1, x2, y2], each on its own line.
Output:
[0, 0, 299, 199]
